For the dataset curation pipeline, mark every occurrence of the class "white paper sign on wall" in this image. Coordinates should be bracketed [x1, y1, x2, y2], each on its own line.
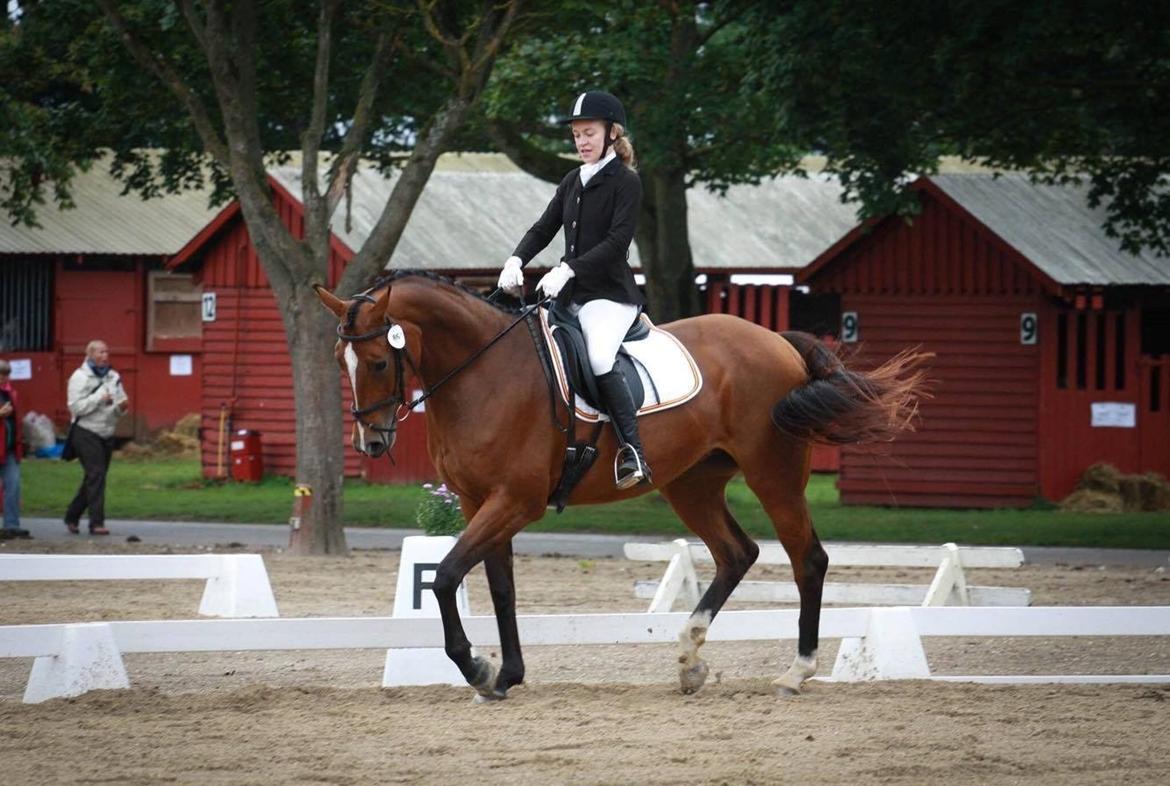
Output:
[169, 355, 193, 376]
[1091, 402, 1136, 428]
[8, 359, 32, 380]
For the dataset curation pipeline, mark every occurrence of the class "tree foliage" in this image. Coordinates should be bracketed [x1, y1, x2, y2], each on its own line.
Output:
[747, 0, 1170, 255]
[2, 0, 524, 554]
[483, 0, 803, 320]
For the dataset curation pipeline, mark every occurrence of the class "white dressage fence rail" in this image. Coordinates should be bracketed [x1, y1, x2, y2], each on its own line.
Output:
[2, 606, 1168, 702]
[625, 540, 1030, 611]
[0, 554, 279, 619]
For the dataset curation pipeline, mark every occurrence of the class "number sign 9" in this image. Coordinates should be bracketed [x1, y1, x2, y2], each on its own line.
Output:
[841, 311, 859, 343]
[1020, 313, 1038, 345]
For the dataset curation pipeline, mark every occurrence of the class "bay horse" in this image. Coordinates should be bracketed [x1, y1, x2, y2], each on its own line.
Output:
[316, 272, 926, 700]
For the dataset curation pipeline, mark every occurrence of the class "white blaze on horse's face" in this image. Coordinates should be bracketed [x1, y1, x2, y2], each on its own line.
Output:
[343, 344, 367, 453]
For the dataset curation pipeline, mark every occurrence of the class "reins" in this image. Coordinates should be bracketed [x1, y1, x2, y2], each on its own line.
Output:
[336, 290, 550, 431]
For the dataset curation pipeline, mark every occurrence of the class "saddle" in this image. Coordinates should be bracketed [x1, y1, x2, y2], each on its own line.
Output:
[526, 303, 703, 512]
[545, 302, 649, 412]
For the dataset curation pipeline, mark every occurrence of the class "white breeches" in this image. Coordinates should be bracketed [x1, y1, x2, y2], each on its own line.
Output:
[577, 299, 641, 376]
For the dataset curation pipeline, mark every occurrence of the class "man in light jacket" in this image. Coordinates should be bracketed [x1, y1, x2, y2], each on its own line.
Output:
[65, 340, 129, 535]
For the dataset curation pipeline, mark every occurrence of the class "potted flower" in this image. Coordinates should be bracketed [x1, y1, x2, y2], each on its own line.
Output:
[415, 482, 465, 536]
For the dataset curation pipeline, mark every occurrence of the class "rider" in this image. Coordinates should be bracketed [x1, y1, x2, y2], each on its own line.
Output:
[497, 90, 651, 489]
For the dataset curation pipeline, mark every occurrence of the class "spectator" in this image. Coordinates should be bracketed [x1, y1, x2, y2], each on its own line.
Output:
[64, 340, 129, 536]
[0, 359, 30, 539]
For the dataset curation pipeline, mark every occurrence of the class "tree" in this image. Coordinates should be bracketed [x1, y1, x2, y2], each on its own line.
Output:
[1, 0, 523, 554]
[482, 0, 800, 322]
[744, 0, 1170, 255]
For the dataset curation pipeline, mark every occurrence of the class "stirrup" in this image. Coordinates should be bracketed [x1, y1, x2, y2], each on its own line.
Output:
[614, 444, 650, 490]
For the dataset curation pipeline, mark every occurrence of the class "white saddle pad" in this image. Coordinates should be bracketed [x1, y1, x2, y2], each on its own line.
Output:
[538, 309, 703, 422]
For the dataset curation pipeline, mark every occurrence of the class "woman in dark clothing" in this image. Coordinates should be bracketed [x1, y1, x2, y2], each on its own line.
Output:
[498, 90, 650, 489]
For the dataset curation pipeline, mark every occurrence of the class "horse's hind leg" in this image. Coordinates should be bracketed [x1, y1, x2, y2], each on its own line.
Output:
[659, 458, 759, 694]
[740, 443, 828, 696]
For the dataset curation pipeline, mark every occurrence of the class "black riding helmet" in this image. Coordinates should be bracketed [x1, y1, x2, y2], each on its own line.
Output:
[566, 91, 627, 126]
[565, 91, 627, 157]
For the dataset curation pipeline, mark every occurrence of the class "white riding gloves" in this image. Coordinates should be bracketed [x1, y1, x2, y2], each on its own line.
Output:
[497, 256, 524, 293]
[537, 263, 575, 298]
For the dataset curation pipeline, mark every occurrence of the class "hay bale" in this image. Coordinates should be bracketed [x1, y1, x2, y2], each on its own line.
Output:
[173, 412, 201, 438]
[1060, 488, 1123, 513]
[1077, 463, 1123, 494]
[1125, 473, 1170, 512]
[155, 431, 200, 455]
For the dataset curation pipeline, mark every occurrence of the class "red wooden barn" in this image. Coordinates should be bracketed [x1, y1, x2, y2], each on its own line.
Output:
[0, 163, 216, 438]
[169, 154, 858, 482]
[799, 173, 1170, 507]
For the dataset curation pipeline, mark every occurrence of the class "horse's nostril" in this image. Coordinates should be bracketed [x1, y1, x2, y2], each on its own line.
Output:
[366, 440, 386, 457]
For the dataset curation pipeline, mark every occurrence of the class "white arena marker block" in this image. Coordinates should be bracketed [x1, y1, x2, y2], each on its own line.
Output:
[830, 607, 931, 681]
[384, 536, 471, 687]
[198, 555, 280, 618]
[24, 623, 130, 704]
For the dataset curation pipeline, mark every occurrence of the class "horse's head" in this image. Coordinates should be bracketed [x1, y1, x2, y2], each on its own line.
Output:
[315, 283, 418, 458]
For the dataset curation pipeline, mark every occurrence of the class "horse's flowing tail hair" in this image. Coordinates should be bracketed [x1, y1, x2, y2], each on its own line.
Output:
[772, 332, 931, 445]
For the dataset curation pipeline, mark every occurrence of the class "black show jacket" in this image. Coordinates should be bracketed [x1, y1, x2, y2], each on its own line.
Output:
[512, 156, 645, 307]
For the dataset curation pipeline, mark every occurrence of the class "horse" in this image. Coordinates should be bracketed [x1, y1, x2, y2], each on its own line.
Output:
[316, 271, 927, 700]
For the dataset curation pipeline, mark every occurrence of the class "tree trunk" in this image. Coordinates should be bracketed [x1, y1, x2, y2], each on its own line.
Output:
[283, 282, 348, 555]
[639, 167, 700, 323]
[241, 216, 349, 555]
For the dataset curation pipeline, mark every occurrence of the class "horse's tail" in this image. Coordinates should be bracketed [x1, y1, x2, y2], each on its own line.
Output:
[772, 331, 931, 445]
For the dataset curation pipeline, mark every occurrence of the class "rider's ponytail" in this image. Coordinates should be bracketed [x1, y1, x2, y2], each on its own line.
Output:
[611, 123, 637, 169]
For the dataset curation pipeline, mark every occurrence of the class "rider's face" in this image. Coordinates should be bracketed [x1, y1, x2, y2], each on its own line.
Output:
[571, 120, 609, 165]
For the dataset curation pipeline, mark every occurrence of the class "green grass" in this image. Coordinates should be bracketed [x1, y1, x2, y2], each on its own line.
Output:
[19, 456, 1170, 549]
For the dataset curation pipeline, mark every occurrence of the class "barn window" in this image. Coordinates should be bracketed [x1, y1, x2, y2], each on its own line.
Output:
[1075, 313, 1088, 390]
[1141, 306, 1170, 356]
[1114, 313, 1126, 391]
[146, 271, 203, 352]
[1095, 314, 1107, 390]
[0, 259, 52, 351]
[1056, 313, 1068, 389]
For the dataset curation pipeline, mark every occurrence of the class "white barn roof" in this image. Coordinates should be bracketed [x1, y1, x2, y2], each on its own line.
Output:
[269, 154, 858, 271]
[0, 159, 219, 256]
[931, 174, 1170, 285]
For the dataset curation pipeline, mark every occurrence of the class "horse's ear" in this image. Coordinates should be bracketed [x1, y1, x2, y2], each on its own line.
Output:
[371, 286, 391, 320]
[314, 284, 346, 318]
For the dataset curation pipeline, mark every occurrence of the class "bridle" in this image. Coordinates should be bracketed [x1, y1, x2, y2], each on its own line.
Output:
[335, 294, 418, 437]
[335, 289, 550, 442]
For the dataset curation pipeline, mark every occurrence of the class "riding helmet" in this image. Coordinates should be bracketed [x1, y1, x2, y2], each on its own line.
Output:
[566, 91, 627, 127]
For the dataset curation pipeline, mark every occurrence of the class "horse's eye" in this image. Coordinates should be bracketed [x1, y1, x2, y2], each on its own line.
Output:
[372, 360, 389, 373]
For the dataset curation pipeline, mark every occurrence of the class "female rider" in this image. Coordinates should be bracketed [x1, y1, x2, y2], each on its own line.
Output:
[497, 90, 650, 489]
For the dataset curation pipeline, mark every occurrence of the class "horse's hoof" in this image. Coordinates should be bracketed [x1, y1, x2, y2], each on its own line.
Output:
[473, 689, 507, 704]
[774, 685, 801, 698]
[679, 660, 710, 694]
[469, 657, 499, 698]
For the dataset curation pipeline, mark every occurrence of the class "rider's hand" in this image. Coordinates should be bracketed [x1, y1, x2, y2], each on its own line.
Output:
[497, 256, 524, 293]
[536, 263, 575, 298]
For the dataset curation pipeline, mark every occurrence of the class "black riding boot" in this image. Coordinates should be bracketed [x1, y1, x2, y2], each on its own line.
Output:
[596, 368, 652, 489]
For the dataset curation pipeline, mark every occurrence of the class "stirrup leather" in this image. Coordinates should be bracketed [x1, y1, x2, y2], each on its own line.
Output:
[614, 443, 650, 490]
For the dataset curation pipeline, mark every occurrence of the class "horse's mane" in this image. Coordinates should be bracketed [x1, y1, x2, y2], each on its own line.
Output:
[363, 269, 520, 315]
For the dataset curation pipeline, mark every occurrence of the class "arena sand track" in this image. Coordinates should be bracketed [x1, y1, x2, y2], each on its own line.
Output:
[1, 541, 1169, 784]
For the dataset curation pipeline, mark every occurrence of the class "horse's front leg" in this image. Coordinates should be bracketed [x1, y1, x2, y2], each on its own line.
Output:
[482, 540, 524, 699]
[432, 493, 539, 700]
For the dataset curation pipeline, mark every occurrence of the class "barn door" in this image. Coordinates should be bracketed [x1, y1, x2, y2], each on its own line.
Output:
[55, 261, 141, 438]
[1139, 355, 1170, 474]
